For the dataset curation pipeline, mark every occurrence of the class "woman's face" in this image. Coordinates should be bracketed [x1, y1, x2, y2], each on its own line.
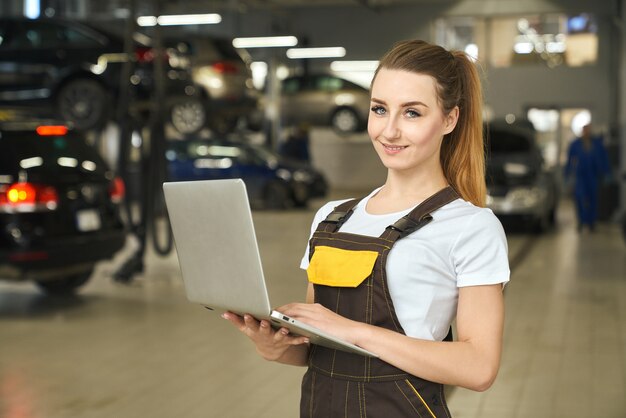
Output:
[368, 68, 458, 174]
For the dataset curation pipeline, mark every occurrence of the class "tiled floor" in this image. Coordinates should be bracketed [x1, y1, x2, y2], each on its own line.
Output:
[0, 197, 624, 418]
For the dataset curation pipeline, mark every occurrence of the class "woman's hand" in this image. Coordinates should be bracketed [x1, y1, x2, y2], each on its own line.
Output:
[277, 302, 364, 345]
[222, 312, 310, 362]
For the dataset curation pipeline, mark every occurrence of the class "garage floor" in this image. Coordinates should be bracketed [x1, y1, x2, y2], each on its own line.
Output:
[0, 197, 624, 418]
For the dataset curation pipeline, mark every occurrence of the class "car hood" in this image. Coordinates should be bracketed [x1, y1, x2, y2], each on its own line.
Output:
[487, 153, 539, 188]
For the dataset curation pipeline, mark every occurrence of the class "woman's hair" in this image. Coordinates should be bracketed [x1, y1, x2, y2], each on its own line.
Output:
[372, 40, 486, 207]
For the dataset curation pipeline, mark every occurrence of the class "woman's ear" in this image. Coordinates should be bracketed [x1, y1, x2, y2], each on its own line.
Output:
[443, 106, 460, 135]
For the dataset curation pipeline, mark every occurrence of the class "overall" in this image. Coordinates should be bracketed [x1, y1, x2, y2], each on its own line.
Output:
[301, 187, 459, 418]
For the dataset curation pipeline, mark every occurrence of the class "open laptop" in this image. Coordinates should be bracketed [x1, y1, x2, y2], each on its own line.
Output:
[163, 179, 377, 358]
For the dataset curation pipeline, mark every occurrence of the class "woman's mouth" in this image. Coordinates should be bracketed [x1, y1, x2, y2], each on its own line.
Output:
[381, 143, 408, 154]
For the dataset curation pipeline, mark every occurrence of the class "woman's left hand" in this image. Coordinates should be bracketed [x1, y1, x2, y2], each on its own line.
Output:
[277, 302, 363, 345]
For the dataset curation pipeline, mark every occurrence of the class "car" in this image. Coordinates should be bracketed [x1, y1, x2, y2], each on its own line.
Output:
[165, 135, 327, 209]
[0, 122, 127, 294]
[278, 74, 370, 134]
[485, 120, 560, 232]
[165, 36, 260, 133]
[0, 17, 205, 134]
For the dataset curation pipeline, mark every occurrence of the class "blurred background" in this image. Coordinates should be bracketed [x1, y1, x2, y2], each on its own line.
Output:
[0, 0, 625, 417]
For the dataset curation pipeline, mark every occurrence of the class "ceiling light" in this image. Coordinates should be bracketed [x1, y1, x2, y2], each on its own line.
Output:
[286, 47, 346, 59]
[330, 60, 380, 72]
[137, 13, 221, 27]
[232, 36, 298, 48]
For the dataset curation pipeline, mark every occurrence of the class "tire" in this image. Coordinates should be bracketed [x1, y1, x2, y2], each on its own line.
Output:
[36, 269, 93, 295]
[170, 99, 206, 135]
[57, 79, 109, 131]
[264, 180, 292, 210]
[331, 107, 360, 134]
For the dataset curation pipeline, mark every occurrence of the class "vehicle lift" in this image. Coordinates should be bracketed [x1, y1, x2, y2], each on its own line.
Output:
[113, 0, 173, 283]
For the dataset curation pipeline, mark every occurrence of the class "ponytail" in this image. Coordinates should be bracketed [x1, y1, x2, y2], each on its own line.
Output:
[440, 52, 486, 207]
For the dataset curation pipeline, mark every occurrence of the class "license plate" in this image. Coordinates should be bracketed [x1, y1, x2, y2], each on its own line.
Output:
[76, 209, 101, 231]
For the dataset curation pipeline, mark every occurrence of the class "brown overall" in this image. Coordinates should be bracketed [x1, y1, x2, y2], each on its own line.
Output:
[300, 187, 459, 418]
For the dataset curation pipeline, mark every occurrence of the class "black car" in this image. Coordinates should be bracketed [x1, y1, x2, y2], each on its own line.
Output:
[0, 122, 127, 294]
[485, 120, 560, 232]
[0, 17, 205, 133]
[166, 135, 327, 209]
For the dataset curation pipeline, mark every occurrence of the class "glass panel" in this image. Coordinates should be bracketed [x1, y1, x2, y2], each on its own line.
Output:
[489, 13, 597, 68]
[434, 17, 485, 62]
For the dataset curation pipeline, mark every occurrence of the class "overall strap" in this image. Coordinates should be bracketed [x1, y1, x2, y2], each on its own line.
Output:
[316, 198, 362, 233]
[381, 186, 460, 241]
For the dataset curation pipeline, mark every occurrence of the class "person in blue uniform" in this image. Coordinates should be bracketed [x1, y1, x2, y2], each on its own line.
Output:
[224, 39, 510, 417]
[564, 123, 611, 232]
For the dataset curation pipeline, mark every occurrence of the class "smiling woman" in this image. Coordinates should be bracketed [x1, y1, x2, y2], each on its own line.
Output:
[224, 39, 509, 418]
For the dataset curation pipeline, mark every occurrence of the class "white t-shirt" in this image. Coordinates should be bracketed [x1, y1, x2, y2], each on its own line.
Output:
[300, 188, 510, 341]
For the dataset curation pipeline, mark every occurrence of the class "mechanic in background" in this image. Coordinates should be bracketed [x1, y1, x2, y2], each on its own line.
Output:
[564, 123, 612, 232]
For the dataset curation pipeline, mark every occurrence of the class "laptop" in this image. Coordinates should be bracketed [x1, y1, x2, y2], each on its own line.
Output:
[163, 178, 378, 358]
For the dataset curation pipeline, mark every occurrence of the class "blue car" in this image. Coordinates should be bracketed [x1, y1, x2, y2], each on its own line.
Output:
[166, 136, 327, 209]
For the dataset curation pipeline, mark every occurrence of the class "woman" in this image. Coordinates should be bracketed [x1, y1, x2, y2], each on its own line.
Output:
[224, 39, 509, 417]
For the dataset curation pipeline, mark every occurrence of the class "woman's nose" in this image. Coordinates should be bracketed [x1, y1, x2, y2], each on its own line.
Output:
[382, 116, 401, 140]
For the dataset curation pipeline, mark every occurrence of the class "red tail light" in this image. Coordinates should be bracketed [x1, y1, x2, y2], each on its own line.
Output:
[36, 125, 68, 136]
[0, 182, 58, 212]
[212, 61, 239, 74]
[108, 177, 125, 204]
[135, 47, 170, 63]
[135, 47, 155, 63]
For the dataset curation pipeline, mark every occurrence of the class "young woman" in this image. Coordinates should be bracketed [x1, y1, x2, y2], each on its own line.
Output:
[224, 39, 509, 417]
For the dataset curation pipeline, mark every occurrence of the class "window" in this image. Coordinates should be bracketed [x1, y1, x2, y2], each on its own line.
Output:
[436, 13, 598, 68]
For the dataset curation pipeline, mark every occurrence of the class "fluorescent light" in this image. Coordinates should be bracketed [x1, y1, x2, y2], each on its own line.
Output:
[137, 16, 158, 27]
[137, 14, 221, 27]
[330, 60, 380, 72]
[286, 47, 346, 59]
[232, 36, 298, 48]
[24, 0, 40, 19]
[158, 14, 221, 26]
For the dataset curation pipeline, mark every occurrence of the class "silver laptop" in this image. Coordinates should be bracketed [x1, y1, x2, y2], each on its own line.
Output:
[163, 179, 377, 358]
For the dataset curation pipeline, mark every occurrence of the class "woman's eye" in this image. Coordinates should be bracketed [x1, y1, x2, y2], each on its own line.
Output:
[406, 109, 421, 118]
[371, 105, 386, 115]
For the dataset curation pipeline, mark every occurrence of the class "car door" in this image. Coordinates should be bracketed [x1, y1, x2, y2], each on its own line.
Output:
[0, 19, 49, 104]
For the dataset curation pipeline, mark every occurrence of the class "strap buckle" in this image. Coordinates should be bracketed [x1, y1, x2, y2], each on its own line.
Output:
[388, 215, 433, 237]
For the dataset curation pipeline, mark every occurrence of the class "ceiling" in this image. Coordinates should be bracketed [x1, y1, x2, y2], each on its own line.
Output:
[157, 0, 447, 13]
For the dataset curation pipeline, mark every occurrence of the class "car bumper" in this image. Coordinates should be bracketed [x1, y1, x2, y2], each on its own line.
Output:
[0, 229, 127, 281]
[487, 186, 550, 217]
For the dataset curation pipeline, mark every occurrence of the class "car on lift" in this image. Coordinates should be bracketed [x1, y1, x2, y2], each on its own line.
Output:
[165, 135, 328, 209]
[0, 17, 205, 134]
[0, 122, 127, 294]
[165, 36, 260, 133]
[278, 74, 370, 134]
[485, 120, 560, 232]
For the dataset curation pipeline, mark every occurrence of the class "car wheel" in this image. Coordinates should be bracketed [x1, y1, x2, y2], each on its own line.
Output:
[292, 182, 309, 208]
[331, 107, 360, 134]
[170, 99, 206, 135]
[36, 269, 93, 295]
[264, 180, 292, 210]
[57, 79, 109, 131]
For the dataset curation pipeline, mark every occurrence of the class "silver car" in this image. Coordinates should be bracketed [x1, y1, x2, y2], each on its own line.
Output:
[280, 74, 370, 134]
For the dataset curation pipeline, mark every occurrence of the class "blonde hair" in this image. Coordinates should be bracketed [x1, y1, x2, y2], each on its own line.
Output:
[372, 40, 486, 207]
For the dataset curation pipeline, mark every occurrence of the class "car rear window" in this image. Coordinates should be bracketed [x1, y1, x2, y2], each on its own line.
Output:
[487, 129, 533, 153]
[0, 131, 108, 176]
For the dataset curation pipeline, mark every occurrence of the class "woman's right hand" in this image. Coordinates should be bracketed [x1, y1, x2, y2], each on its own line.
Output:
[222, 312, 310, 362]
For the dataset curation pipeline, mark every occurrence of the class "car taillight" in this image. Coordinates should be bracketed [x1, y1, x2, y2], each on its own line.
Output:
[36, 125, 68, 136]
[212, 61, 239, 74]
[135, 47, 169, 63]
[0, 182, 58, 212]
[108, 177, 125, 204]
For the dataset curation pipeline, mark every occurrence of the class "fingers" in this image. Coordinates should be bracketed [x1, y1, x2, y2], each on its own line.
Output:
[222, 312, 309, 347]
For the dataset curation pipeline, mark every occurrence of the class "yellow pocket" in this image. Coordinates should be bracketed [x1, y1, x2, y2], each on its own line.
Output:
[307, 246, 378, 287]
